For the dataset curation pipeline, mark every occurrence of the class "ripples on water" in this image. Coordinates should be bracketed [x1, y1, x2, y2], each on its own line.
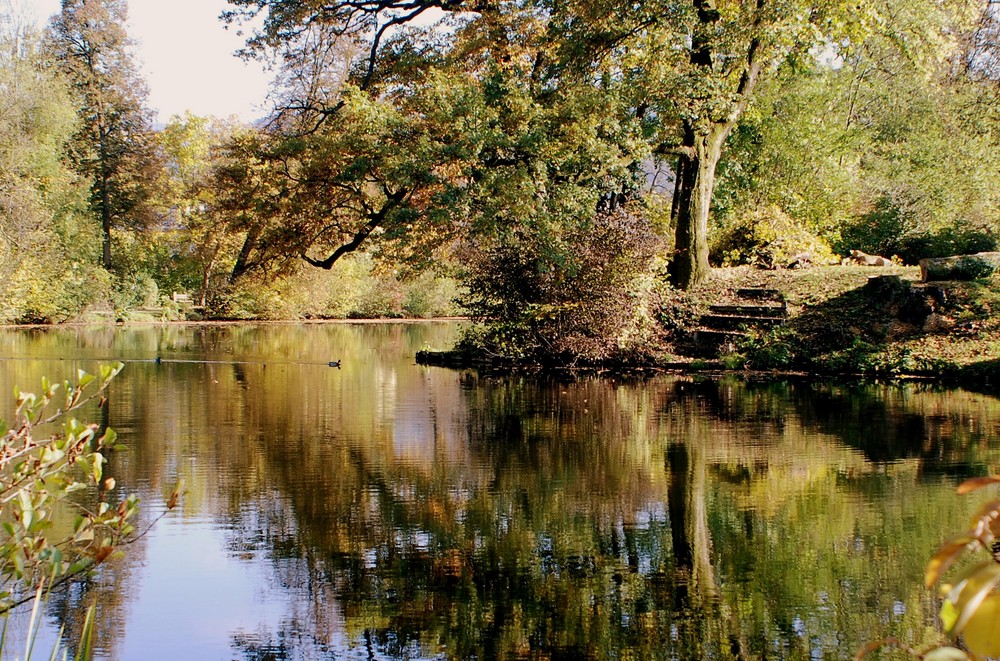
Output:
[0, 322, 997, 659]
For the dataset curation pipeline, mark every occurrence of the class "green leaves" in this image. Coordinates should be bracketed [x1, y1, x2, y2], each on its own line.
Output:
[0, 364, 142, 615]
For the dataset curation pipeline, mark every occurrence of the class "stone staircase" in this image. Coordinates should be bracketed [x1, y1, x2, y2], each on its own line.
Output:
[689, 288, 787, 357]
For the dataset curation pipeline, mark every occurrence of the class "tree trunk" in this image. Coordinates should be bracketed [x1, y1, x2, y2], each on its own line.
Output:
[99, 123, 113, 271]
[669, 125, 726, 288]
[230, 226, 262, 283]
[101, 183, 112, 270]
[920, 252, 1000, 282]
[200, 243, 220, 306]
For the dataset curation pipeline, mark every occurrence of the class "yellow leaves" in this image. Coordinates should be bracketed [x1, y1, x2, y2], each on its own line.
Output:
[925, 475, 1000, 657]
[939, 563, 1000, 657]
[961, 593, 1000, 658]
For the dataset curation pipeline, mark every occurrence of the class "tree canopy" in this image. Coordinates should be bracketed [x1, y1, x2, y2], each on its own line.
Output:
[0, 0, 996, 333]
[219, 0, 989, 290]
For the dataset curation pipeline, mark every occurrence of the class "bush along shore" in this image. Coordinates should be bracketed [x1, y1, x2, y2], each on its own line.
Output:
[417, 264, 1000, 388]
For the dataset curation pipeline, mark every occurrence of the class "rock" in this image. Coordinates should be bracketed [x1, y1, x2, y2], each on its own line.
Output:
[922, 313, 955, 333]
[848, 249, 895, 266]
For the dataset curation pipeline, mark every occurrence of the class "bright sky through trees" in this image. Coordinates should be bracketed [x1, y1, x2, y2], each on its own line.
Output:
[24, 0, 272, 123]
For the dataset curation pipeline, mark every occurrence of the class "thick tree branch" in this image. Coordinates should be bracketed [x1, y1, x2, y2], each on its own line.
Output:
[654, 143, 696, 159]
[301, 189, 408, 269]
[362, 5, 433, 89]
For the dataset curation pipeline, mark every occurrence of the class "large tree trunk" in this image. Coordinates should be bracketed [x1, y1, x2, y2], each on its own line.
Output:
[669, 125, 726, 288]
[665, 0, 762, 289]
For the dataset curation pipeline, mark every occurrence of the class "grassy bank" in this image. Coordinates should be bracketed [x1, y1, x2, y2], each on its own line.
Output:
[680, 265, 1000, 383]
[419, 264, 1000, 387]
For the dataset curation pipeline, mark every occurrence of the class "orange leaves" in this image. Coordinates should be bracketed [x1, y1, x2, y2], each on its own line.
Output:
[925, 535, 977, 588]
[956, 475, 1000, 495]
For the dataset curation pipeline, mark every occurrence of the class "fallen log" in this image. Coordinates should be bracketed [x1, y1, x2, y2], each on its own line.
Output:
[920, 252, 1000, 282]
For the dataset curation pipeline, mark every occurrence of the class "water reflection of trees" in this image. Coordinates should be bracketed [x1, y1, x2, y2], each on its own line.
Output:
[3, 326, 1000, 659]
[210, 370, 999, 659]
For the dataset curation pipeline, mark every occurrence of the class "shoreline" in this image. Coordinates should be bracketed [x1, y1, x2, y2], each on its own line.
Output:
[5, 263, 999, 391]
[414, 348, 995, 388]
[0, 316, 470, 330]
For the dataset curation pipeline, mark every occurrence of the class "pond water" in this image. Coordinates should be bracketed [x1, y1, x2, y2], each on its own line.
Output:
[1, 322, 999, 660]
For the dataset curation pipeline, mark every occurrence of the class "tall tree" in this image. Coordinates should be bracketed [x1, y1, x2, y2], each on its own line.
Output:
[634, 1, 872, 285]
[224, 0, 981, 289]
[704, 0, 997, 265]
[147, 113, 242, 304]
[0, 8, 113, 322]
[220, 0, 646, 282]
[47, 0, 159, 271]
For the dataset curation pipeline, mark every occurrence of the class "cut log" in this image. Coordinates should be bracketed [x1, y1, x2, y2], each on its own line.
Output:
[919, 252, 1000, 282]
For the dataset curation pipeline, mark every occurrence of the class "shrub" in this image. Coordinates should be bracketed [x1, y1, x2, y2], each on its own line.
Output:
[402, 272, 463, 318]
[208, 279, 288, 320]
[835, 195, 999, 264]
[730, 326, 797, 370]
[460, 210, 665, 363]
[896, 225, 999, 265]
[210, 253, 464, 320]
[833, 195, 911, 259]
[711, 205, 836, 269]
[1, 258, 113, 324]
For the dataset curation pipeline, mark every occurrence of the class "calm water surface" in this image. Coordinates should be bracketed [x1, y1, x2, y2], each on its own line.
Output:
[1, 322, 999, 660]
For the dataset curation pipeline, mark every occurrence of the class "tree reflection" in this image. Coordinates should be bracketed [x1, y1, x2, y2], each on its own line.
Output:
[210, 369, 998, 659]
[1, 325, 999, 659]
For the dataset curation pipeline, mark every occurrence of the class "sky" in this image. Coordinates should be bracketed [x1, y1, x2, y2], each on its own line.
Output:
[24, 0, 274, 124]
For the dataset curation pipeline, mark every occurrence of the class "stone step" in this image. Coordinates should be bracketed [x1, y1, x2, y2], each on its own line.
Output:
[681, 287, 788, 358]
[688, 328, 745, 357]
[736, 288, 785, 302]
[708, 304, 787, 318]
[699, 314, 786, 331]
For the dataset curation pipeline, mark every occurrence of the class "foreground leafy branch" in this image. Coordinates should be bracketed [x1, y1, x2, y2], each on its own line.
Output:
[0, 363, 180, 616]
[859, 475, 1000, 660]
